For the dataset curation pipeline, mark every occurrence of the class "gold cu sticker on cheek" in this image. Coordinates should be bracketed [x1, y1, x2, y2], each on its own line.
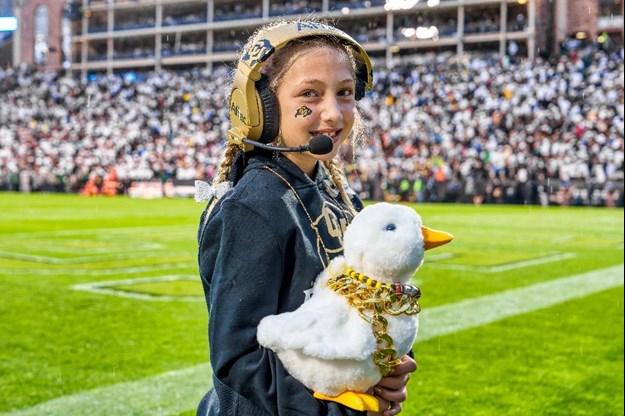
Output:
[295, 106, 313, 118]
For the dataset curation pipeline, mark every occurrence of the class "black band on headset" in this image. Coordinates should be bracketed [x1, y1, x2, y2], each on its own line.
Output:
[256, 74, 280, 144]
[355, 79, 366, 101]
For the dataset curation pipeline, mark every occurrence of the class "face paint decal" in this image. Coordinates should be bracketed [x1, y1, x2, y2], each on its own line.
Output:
[295, 106, 313, 118]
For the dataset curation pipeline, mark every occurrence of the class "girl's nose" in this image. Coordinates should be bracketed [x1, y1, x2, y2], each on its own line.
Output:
[320, 95, 342, 125]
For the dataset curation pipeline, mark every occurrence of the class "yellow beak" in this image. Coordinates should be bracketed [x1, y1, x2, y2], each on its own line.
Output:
[421, 226, 454, 250]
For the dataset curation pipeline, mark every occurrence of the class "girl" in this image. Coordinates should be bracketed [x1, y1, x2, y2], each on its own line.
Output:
[197, 20, 416, 416]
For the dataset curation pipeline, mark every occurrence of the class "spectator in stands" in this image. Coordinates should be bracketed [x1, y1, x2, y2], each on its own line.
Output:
[350, 45, 624, 206]
[0, 43, 622, 207]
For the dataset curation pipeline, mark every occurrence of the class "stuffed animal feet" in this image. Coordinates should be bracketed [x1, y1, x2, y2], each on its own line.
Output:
[313, 391, 380, 412]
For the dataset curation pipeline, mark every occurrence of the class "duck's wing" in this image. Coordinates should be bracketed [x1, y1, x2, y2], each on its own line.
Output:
[257, 291, 376, 361]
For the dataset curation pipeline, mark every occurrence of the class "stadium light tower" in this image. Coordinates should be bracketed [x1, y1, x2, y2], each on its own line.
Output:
[0, 16, 17, 31]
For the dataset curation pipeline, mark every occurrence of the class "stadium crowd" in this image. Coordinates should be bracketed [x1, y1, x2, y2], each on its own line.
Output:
[0, 44, 623, 206]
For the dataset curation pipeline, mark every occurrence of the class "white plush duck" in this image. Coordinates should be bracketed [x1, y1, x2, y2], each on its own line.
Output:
[257, 203, 453, 411]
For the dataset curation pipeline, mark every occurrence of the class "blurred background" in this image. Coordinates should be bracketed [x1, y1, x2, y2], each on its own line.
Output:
[0, 1, 623, 416]
[0, 0, 623, 206]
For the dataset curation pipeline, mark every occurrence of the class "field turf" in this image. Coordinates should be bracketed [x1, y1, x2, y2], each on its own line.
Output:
[0, 193, 622, 415]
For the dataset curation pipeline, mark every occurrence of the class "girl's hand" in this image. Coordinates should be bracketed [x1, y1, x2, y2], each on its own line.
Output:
[368, 355, 417, 416]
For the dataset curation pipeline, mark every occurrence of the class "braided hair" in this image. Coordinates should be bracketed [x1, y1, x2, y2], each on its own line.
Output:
[325, 159, 358, 217]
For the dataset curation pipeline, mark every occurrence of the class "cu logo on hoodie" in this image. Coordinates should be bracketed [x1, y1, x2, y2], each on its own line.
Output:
[311, 200, 350, 256]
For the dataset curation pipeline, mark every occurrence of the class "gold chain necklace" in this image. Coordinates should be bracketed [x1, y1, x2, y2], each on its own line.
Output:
[327, 268, 422, 376]
[263, 165, 353, 268]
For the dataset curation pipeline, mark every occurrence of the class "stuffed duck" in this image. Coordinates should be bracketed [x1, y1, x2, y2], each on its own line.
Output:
[257, 202, 453, 412]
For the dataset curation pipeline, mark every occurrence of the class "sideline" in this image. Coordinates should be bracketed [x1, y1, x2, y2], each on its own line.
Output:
[4, 264, 623, 416]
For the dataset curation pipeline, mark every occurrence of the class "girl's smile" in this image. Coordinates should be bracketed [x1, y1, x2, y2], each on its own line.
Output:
[309, 128, 343, 144]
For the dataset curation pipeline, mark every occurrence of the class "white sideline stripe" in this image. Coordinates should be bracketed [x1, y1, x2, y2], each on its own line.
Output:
[4, 264, 623, 416]
[427, 252, 576, 273]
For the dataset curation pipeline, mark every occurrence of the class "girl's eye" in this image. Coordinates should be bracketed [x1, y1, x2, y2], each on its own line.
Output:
[301, 90, 318, 98]
[339, 89, 354, 97]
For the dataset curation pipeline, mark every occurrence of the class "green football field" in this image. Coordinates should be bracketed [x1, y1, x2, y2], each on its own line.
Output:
[0, 193, 623, 416]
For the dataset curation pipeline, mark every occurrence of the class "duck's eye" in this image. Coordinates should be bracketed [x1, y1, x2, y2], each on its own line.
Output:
[385, 224, 396, 231]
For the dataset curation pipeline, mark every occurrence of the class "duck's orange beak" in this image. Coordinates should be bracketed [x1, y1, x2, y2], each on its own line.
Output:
[421, 226, 454, 250]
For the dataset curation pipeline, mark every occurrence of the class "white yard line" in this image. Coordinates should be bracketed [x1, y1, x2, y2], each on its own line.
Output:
[418, 263, 623, 341]
[0, 262, 194, 277]
[3, 264, 623, 416]
[0, 244, 162, 255]
[0, 249, 181, 265]
[2, 365, 212, 416]
[4, 225, 194, 240]
[426, 252, 576, 273]
[72, 275, 203, 302]
[423, 252, 455, 261]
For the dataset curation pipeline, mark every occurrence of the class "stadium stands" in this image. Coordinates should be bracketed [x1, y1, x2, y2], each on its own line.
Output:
[213, 2, 261, 22]
[0, 45, 623, 206]
[70, 0, 540, 76]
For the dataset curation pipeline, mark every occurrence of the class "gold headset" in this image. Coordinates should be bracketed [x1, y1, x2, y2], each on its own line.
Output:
[227, 21, 373, 151]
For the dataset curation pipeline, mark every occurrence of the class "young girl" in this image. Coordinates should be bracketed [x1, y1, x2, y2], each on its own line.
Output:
[197, 21, 416, 416]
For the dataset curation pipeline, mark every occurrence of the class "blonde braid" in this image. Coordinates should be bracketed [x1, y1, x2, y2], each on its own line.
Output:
[213, 142, 240, 186]
[325, 160, 357, 217]
[203, 142, 239, 215]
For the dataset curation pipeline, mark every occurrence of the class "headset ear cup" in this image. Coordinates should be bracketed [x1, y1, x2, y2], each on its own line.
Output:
[256, 75, 280, 143]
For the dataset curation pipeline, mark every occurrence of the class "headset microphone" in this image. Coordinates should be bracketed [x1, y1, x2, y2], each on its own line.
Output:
[243, 135, 333, 155]
[307, 135, 334, 154]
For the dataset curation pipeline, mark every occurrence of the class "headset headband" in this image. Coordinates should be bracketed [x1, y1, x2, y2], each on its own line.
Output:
[228, 21, 373, 150]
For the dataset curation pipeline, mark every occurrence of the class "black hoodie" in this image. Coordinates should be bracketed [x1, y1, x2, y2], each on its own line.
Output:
[197, 151, 365, 416]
